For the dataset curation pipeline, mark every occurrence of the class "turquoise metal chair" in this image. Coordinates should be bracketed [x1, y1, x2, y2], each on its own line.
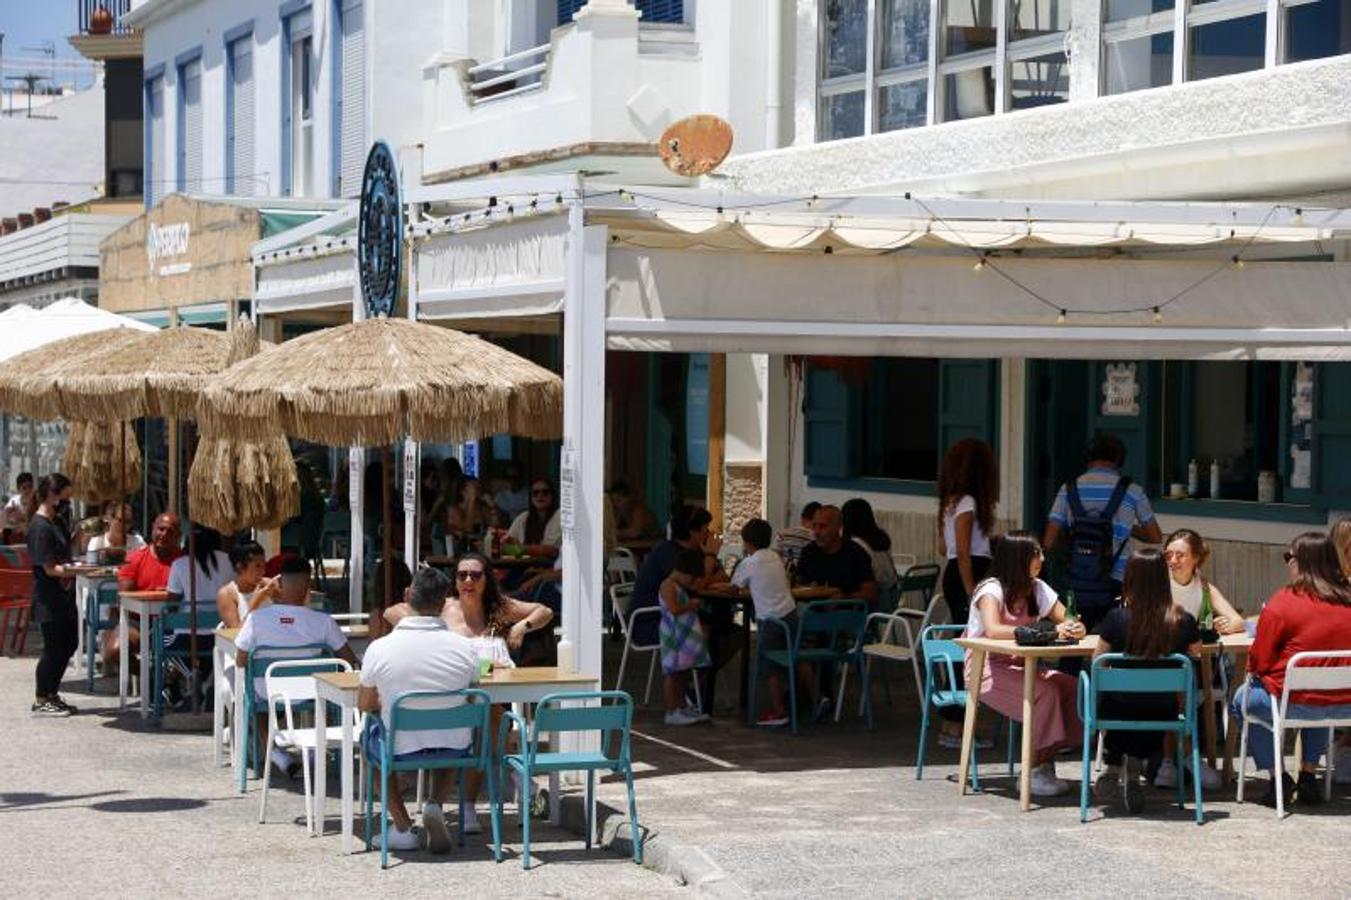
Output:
[85, 581, 119, 691]
[149, 605, 222, 719]
[238, 643, 329, 792]
[748, 599, 871, 734]
[1077, 653, 1202, 824]
[914, 624, 1017, 789]
[499, 691, 640, 870]
[897, 563, 941, 612]
[362, 689, 501, 869]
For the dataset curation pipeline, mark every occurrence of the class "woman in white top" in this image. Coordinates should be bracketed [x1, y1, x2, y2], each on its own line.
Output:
[504, 477, 562, 560]
[841, 498, 898, 601]
[967, 532, 1085, 797]
[1163, 529, 1244, 634]
[85, 502, 145, 562]
[166, 525, 234, 617]
[216, 540, 280, 629]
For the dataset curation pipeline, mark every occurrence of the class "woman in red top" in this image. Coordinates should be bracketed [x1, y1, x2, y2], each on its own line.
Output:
[1231, 532, 1351, 807]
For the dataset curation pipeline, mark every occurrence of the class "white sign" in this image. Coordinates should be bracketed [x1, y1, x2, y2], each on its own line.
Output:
[146, 221, 191, 277]
[402, 442, 418, 515]
[1100, 363, 1140, 417]
[559, 447, 577, 533]
[348, 451, 361, 509]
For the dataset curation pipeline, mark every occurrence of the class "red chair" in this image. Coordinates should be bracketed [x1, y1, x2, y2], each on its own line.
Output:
[0, 567, 33, 655]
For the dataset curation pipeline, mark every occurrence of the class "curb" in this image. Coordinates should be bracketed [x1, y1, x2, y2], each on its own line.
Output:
[557, 793, 747, 897]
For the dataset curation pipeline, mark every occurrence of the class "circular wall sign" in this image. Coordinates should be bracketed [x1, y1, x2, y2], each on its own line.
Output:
[358, 140, 403, 319]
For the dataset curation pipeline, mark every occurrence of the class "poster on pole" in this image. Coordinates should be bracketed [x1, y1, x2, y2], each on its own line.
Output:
[402, 442, 418, 514]
[348, 450, 362, 510]
[559, 446, 577, 533]
[461, 440, 479, 478]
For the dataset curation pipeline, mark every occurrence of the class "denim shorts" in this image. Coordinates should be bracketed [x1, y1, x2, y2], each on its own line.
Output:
[364, 716, 470, 764]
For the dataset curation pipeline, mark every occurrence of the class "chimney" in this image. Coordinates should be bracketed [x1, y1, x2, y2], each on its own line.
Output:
[0, 219, 17, 235]
[33, 207, 52, 223]
[16, 213, 34, 229]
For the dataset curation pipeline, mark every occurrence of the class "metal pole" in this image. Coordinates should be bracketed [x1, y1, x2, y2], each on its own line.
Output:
[379, 445, 394, 639]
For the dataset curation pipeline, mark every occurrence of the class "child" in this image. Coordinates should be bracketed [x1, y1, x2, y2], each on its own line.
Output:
[732, 518, 800, 727]
[658, 548, 713, 726]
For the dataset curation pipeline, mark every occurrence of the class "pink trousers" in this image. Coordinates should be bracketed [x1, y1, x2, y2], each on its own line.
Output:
[973, 655, 1082, 754]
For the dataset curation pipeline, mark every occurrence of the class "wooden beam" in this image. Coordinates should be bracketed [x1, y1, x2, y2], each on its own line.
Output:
[707, 353, 727, 534]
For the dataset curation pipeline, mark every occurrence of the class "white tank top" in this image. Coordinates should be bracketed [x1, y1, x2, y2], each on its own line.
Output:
[233, 584, 271, 623]
[1170, 576, 1204, 618]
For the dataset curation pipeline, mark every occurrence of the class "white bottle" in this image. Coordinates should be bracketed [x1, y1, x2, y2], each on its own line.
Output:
[556, 636, 574, 674]
[1187, 459, 1199, 497]
[1209, 460, 1221, 500]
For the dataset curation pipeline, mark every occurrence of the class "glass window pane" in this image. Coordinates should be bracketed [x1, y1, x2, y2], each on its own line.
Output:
[1187, 14, 1265, 81]
[879, 80, 928, 131]
[1009, 0, 1071, 43]
[943, 0, 997, 56]
[1105, 0, 1173, 22]
[1103, 31, 1174, 94]
[943, 67, 994, 120]
[1285, 0, 1351, 63]
[823, 0, 869, 78]
[880, 0, 930, 69]
[1008, 51, 1069, 109]
[819, 91, 867, 140]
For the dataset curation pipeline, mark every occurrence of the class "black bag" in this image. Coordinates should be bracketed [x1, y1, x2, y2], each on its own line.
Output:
[1013, 619, 1077, 647]
[1064, 476, 1131, 608]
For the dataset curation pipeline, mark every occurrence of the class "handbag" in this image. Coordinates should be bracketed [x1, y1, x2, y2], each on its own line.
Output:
[1014, 619, 1076, 647]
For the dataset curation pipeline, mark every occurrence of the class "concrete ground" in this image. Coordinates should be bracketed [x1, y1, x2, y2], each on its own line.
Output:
[0, 649, 681, 898]
[601, 636, 1351, 898]
[6, 629, 1349, 899]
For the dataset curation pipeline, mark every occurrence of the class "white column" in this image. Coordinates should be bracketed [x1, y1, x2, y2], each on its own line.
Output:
[404, 221, 420, 571]
[763, 353, 794, 528]
[560, 212, 608, 685]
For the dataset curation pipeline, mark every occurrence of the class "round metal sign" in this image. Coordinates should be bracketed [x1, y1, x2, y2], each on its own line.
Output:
[358, 140, 403, 319]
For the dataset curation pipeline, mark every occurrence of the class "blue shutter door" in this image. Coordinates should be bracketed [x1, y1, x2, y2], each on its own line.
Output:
[560, 1, 682, 25]
[558, 0, 586, 25]
[1312, 363, 1351, 506]
[804, 363, 861, 479]
[937, 359, 998, 454]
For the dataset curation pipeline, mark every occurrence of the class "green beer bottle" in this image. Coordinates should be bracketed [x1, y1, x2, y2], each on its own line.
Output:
[1064, 589, 1078, 623]
[1198, 582, 1217, 641]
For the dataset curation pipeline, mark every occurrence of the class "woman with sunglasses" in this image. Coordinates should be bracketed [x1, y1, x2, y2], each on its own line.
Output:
[1231, 532, 1351, 808]
[504, 477, 562, 561]
[384, 552, 553, 830]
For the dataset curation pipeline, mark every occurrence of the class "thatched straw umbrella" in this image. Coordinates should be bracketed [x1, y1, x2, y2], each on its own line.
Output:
[0, 329, 146, 420]
[198, 317, 564, 629]
[187, 431, 298, 533]
[62, 419, 142, 503]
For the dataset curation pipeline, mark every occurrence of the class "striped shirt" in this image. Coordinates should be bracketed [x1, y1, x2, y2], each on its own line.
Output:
[1048, 466, 1156, 583]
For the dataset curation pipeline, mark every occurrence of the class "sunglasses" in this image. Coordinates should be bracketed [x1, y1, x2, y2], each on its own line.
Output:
[456, 569, 485, 582]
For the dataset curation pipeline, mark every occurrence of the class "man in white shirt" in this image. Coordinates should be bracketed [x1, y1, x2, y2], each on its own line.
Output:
[358, 566, 478, 854]
[235, 557, 355, 775]
[733, 518, 802, 728]
[2, 472, 34, 543]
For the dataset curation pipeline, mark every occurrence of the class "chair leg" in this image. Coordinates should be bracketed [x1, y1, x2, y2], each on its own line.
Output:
[1079, 727, 1092, 823]
[692, 667, 703, 712]
[1007, 717, 1017, 777]
[1274, 721, 1287, 819]
[416, 769, 425, 809]
[456, 769, 466, 846]
[86, 622, 96, 692]
[1094, 732, 1105, 775]
[787, 656, 799, 736]
[856, 659, 872, 718]
[258, 722, 274, 823]
[625, 764, 642, 865]
[616, 642, 630, 693]
[521, 765, 532, 870]
[834, 664, 848, 723]
[915, 699, 931, 780]
[380, 768, 390, 869]
[301, 739, 315, 835]
[1190, 727, 1204, 825]
[363, 751, 373, 852]
[1325, 726, 1336, 804]
[487, 762, 502, 863]
[1236, 716, 1249, 804]
[585, 770, 595, 850]
[643, 652, 657, 707]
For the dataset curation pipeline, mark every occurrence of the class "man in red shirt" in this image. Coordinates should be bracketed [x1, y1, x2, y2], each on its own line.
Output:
[103, 513, 183, 671]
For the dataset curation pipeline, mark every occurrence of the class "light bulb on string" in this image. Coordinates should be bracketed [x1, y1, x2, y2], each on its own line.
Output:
[1056, 309, 1067, 325]
[972, 255, 987, 272]
[619, 189, 634, 203]
[715, 206, 727, 224]
[1232, 255, 1245, 271]
[1152, 306, 1163, 324]
[806, 194, 819, 210]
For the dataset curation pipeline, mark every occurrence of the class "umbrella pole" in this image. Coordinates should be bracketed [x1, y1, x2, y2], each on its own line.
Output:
[379, 446, 394, 639]
[184, 418, 200, 715]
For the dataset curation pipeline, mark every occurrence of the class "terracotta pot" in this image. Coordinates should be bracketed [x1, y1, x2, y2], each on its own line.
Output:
[89, 5, 114, 35]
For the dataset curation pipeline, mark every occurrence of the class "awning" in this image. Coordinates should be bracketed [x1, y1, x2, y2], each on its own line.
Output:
[0, 297, 155, 362]
[251, 204, 358, 317]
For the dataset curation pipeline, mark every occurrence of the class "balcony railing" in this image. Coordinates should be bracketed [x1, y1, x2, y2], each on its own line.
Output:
[467, 43, 551, 104]
[77, 0, 136, 37]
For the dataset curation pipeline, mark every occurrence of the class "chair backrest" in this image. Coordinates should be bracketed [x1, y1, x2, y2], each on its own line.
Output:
[0, 545, 30, 567]
[246, 643, 329, 702]
[158, 608, 223, 636]
[387, 689, 492, 760]
[898, 563, 941, 609]
[796, 599, 868, 651]
[1090, 653, 1193, 695]
[607, 549, 638, 584]
[265, 657, 351, 730]
[609, 582, 635, 626]
[1282, 651, 1351, 719]
[95, 581, 119, 619]
[0, 567, 31, 601]
[530, 691, 634, 763]
[919, 624, 965, 665]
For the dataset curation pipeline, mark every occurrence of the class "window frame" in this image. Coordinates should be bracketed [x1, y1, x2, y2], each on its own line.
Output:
[174, 47, 202, 195]
[224, 22, 254, 197]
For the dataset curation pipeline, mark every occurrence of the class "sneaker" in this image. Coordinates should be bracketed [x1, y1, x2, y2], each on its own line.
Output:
[756, 709, 790, 727]
[270, 747, 301, 779]
[1257, 773, 1298, 809]
[1297, 771, 1325, 806]
[663, 708, 702, 727]
[422, 802, 452, 853]
[49, 695, 79, 714]
[530, 786, 549, 819]
[1193, 760, 1223, 792]
[1030, 764, 1069, 797]
[1334, 748, 1351, 785]
[30, 699, 71, 718]
[459, 801, 482, 835]
[1156, 757, 1222, 791]
[683, 702, 711, 723]
[1093, 767, 1121, 804]
[384, 824, 421, 851]
[1153, 758, 1178, 788]
[1122, 759, 1146, 815]
[938, 731, 994, 751]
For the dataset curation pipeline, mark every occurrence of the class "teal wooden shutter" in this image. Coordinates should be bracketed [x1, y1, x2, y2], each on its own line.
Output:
[1312, 363, 1351, 506]
[804, 363, 861, 479]
[938, 360, 998, 452]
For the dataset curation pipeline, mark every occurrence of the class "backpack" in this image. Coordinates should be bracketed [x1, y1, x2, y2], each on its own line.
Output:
[1064, 476, 1131, 608]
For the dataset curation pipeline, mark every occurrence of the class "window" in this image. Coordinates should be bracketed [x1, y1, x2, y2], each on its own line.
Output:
[176, 56, 201, 193]
[1284, 0, 1351, 62]
[337, 0, 366, 198]
[283, 8, 315, 198]
[1103, 30, 1174, 94]
[145, 73, 165, 207]
[804, 358, 999, 488]
[1187, 11, 1265, 81]
[226, 36, 254, 196]
[558, 0, 684, 25]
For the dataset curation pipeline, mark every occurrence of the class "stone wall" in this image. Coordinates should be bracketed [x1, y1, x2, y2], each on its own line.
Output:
[724, 461, 764, 538]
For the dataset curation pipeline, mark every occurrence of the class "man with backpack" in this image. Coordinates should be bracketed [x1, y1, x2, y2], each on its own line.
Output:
[1043, 433, 1163, 632]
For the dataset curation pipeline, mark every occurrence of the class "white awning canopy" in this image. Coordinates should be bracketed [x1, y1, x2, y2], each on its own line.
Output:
[251, 204, 358, 316]
[407, 180, 1351, 360]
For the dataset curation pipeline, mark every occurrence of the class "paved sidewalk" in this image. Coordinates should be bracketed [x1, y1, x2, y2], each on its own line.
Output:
[0, 653, 681, 898]
[602, 641, 1350, 898]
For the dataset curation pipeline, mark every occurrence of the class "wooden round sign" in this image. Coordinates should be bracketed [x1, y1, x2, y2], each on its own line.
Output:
[659, 115, 734, 177]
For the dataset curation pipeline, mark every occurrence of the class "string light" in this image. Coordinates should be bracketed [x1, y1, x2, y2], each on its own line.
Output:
[806, 194, 820, 209]
[1232, 255, 1245, 271]
[506, 204, 515, 223]
[972, 255, 987, 272]
[1152, 306, 1162, 324]
[1056, 309, 1067, 325]
[619, 189, 634, 203]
